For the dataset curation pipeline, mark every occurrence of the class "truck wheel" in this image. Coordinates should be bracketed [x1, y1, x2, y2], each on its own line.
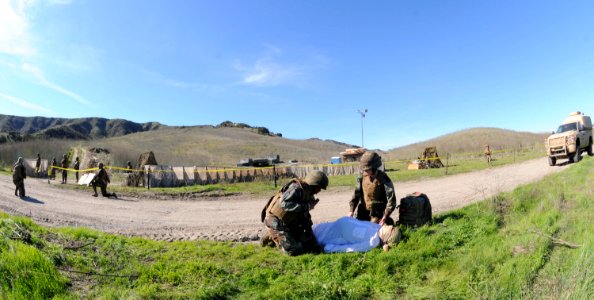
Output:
[548, 156, 556, 166]
[588, 139, 593, 156]
[573, 141, 581, 162]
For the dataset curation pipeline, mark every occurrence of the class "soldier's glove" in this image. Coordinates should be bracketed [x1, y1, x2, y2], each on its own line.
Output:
[309, 198, 319, 210]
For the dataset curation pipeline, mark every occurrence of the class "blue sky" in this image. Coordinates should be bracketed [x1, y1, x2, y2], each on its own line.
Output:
[1, 0, 594, 150]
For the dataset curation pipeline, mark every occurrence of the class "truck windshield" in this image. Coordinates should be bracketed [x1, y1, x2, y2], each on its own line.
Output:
[556, 123, 578, 134]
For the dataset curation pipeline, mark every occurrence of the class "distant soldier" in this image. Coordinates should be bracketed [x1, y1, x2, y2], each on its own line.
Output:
[125, 161, 134, 186]
[49, 157, 57, 180]
[60, 154, 68, 184]
[485, 144, 492, 166]
[91, 163, 117, 198]
[348, 151, 396, 225]
[12, 157, 27, 198]
[73, 157, 80, 183]
[35, 153, 41, 177]
[260, 170, 328, 256]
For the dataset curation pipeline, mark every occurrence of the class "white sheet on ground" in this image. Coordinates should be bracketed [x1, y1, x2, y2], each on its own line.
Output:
[313, 216, 381, 253]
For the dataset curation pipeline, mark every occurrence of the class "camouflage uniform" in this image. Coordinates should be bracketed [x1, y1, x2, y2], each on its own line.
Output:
[12, 158, 27, 197]
[92, 164, 117, 198]
[50, 158, 57, 180]
[262, 179, 321, 256]
[349, 170, 396, 223]
[73, 158, 80, 182]
[60, 155, 68, 184]
[35, 154, 41, 177]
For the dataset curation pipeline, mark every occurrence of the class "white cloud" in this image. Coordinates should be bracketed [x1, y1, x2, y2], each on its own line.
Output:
[242, 60, 301, 86]
[21, 62, 91, 106]
[0, 0, 35, 56]
[236, 45, 327, 87]
[0, 92, 55, 114]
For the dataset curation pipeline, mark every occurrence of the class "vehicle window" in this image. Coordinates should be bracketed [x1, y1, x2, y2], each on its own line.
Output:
[556, 123, 578, 134]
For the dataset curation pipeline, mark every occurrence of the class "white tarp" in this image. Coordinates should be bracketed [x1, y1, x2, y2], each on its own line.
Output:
[78, 173, 95, 186]
[313, 217, 381, 253]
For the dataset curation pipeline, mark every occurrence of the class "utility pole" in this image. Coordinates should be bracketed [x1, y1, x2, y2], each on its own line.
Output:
[357, 109, 368, 148]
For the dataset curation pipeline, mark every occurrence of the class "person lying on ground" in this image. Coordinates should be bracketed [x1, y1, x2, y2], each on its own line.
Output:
[312, 216, 401, 253]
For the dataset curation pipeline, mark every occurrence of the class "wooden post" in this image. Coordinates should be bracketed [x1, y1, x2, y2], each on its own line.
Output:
[273, 164, 277, 188]
[445, 153, 450, 175]
[147, 166, 151, 190]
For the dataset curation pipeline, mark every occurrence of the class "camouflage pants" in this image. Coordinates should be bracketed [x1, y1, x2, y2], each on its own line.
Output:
[355, 204, 383, 224]
[263, 215, 321, 256]
[13, 179, 25, 197]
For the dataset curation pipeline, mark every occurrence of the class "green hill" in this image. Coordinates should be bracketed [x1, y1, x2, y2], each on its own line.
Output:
[386, 127, 548, 160]
[0, 114, 164, 142]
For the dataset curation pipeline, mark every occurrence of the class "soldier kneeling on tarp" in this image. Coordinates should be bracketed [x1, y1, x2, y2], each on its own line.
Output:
[260, 170, 329, 256]
[91, 162, 118, 199]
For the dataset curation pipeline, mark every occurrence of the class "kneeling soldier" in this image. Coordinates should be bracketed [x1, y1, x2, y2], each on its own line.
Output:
[261, 170, 328, 256]
[91, 163, 117, 199]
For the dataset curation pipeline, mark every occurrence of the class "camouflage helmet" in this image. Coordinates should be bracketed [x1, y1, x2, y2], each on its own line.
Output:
[304, 170, 329, 190]
[98, 162, 104, 169]
[360, 151, 382, 171]
[379, 225, 402, 245]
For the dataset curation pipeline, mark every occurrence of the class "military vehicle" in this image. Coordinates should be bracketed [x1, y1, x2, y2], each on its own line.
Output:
[545, 112, 593, 166]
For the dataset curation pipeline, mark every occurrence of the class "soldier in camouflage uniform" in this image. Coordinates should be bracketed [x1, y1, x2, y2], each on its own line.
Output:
[60, 154, 69, 184]
[348, 151, 396, 225]
[91, 163, 117, 199]
[260, 170, 329, 256]
[73, 157, 80, 182]
[12, 157, 27, 198]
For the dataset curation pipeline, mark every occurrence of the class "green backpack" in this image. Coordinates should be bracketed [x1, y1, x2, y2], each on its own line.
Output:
[398, 192, 432, 227]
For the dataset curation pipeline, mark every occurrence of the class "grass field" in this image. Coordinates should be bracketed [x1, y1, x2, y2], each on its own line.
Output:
[1, 156, 592, 299]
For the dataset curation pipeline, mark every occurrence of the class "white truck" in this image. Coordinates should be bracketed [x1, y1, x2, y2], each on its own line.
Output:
[545, 112, 593, 166]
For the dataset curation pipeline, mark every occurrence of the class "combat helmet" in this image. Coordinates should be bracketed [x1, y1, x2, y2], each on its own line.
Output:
[360, 151, 382, 171]
[304, 170, 329, 190]
[379, 224, 402, 245]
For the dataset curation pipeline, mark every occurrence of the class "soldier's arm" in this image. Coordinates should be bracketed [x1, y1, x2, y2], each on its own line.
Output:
[280, 183, 309, 213]
[383, 176, 397, 218]
[348, 176, 363, 215]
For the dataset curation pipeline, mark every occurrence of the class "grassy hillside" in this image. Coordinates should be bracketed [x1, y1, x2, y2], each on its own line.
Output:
[2, 157, 593, 298]
[386, 127, 548, 160]
[81, 126, 355, 166]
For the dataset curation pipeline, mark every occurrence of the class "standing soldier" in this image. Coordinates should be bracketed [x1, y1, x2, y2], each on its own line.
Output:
[91, 163, 117, 198]
[12, 157, 27, 198]
[485, 144, 492, 166]
[60, 154, 68, 184]
[35, 153, 41, 177]
[73, 157, 80, 183]
[49, 157, 57, 180]
[260, 170, 328, 256]
[348, 151, 396, 225]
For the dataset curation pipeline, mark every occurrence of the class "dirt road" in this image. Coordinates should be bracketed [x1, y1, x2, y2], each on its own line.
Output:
[0, 157, 569, 242]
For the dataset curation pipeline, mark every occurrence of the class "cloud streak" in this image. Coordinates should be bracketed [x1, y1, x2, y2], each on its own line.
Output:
[0, 92, 55, 114]
[21, 62, 92, 106]
[236, 45, 327, 87]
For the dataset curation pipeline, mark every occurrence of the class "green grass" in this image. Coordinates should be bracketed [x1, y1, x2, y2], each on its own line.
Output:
[2, 155, 593, 298]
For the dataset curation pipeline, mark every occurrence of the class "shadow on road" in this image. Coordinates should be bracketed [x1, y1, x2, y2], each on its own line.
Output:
[20, 196, 44, 204]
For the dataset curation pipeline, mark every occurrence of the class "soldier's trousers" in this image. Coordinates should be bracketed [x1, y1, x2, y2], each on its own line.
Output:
[92, 182, 115, 198]
[13, 179, 25, 197]
[264, 215, 321, 256]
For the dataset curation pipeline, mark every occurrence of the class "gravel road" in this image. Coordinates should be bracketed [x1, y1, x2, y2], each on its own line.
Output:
[0, 157, 569, 242]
